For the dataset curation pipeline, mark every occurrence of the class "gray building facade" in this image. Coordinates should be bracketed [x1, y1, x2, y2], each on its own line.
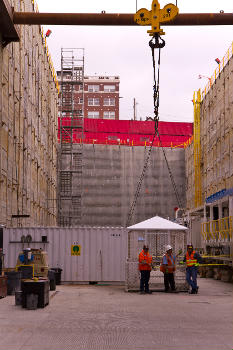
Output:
[58, 144, 186, 227]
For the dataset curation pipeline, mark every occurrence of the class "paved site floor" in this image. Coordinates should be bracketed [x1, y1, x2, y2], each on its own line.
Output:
[0, 278, 232, 350]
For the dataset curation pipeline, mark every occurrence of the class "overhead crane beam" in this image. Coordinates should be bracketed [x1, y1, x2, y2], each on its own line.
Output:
[13, 12, 233, 26]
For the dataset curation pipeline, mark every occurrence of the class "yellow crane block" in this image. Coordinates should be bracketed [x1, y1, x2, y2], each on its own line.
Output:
[134, 0, 179, 36]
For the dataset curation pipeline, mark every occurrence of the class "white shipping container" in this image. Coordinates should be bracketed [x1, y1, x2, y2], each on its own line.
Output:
[3, 227, 127, 283]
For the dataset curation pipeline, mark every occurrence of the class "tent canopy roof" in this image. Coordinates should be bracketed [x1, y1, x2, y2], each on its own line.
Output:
[127, 215, 188, 231]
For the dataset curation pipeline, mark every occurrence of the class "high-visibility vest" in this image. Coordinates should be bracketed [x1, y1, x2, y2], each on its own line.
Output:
[138, 251, 152, 271]
[160, 253, 176, 273]
[186, 251, 197, 267]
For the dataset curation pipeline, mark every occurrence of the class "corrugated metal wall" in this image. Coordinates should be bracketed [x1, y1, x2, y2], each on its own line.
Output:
[3, 227, 127, 282]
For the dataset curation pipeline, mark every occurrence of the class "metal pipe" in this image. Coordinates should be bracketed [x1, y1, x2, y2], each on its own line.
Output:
[13, 12, 233, 26]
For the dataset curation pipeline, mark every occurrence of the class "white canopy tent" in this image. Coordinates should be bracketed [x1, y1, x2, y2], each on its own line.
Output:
[127, 215, 188, 231]
[126, 216, 188, 291]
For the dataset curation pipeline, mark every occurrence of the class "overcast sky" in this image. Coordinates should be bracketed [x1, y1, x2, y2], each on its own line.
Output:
[36, 0, 233, 122]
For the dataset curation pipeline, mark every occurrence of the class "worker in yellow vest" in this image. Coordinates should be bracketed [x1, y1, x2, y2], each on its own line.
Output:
[183, 244, 202, 294]
[138, 245, 152, 294]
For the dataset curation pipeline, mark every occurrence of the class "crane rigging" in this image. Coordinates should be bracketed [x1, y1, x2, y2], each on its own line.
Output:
[126, 0, 182, 226]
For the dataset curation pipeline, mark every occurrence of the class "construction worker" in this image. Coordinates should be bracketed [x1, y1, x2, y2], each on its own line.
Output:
[138, 245, 152, 294]
[183, 244, 202, 294]
[160, 245, 176, 292]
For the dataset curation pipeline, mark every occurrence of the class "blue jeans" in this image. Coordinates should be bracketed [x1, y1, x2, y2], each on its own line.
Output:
[140, 270, 151, 292]
[186, 266, 198, 291]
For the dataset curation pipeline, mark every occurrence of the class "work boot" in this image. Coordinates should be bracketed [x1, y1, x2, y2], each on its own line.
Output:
[145, 290, 152, 294]
[140, 291, 145, 294]
[189, 289, 196, 294]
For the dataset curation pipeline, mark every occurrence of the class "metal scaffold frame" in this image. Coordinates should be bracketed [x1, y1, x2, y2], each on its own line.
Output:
[193, 89, 202, 208]
[58, 48, 85, 227]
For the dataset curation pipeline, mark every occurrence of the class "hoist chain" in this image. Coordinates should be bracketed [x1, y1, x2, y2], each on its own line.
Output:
[157, 133, 183, 209]
[149, 34, 165, 134]
[126, 34, 164, 227]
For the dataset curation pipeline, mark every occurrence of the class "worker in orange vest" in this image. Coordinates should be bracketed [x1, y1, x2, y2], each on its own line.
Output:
[160, 245, 176, 292]
[138, 245, 152, 294]
[183, 244, 202, 294]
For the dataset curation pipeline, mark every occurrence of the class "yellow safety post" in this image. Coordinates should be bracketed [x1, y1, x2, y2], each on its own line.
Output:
[134, 0, 179, 36]
[193, 89, 202, 208]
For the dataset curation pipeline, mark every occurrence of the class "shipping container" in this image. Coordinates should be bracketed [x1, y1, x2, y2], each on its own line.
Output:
[3, 227, 127, 283]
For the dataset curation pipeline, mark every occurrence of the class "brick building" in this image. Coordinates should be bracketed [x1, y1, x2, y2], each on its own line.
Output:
[57, 73, 120, 120]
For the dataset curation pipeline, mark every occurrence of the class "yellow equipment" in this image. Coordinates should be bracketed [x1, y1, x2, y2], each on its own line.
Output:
[134, 0, 179, 36]
[16, 248, 49, 277]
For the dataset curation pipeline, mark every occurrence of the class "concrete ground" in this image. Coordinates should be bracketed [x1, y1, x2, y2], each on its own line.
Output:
[0, 278, 232, 350]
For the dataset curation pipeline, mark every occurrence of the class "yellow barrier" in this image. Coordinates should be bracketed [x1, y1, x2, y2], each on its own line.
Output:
[201, 42, 233, 100]
[202, 216, 233, 242]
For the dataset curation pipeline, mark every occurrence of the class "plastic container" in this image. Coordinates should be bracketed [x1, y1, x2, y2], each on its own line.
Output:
[51, 268, 62, 285]
[15, 291, 22, 305]
[22, 280, 49, 308]
[4, 271, 22, 295]
[0, 276, 7, 298]
[48, 270, 56, 291]
[26, 294, 38, 310]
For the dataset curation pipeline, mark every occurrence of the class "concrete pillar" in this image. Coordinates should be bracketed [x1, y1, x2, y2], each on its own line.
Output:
[218, 202, 223, 219]
[203, 205, 207, 221]
[229, 196, 233, 217]
[210, 205, 214, 221]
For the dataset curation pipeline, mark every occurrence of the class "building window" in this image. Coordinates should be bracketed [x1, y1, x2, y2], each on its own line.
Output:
[104, 85, 116, 92]
[87, 111, 99, 118]
[88, 98, 100, 106]
[103, 98, 115, 106]
[79, 98, 83, 104]
[88, 85, 100, 92]
[104, 111, 115, 119]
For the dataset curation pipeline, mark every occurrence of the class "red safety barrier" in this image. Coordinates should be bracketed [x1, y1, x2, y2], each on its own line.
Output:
[58, 118, 193, 148]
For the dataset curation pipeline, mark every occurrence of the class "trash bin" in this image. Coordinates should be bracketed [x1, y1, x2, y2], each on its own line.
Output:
[4, 271, 22, 295]
[48, 270, 56, 291]
[51, 268, 62, 285]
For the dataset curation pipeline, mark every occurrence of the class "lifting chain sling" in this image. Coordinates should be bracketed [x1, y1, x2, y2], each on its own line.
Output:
[126, 34, 164, 227]
[126, 1, 181, 226]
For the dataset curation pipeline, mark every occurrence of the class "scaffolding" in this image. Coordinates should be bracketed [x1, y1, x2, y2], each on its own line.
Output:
[193, 89, 202, 208]
[58, 48, 85, 226]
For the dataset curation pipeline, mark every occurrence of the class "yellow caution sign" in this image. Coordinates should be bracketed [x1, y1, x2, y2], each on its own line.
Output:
[71, 245, 81, 256]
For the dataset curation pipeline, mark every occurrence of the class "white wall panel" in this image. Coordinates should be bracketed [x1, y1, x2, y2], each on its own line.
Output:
[3, 227, 127, 282]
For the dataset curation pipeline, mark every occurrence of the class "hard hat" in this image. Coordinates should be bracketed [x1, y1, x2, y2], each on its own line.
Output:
[165, 245, 172, 251]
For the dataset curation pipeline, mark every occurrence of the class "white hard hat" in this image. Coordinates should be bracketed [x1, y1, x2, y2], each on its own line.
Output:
[165, 245, 172, 251]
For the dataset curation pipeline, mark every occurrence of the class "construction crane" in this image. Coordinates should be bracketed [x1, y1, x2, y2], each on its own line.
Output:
[2, 0, 233, 45]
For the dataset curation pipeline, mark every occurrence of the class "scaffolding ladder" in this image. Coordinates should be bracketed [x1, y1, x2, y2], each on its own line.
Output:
[58, 48, 84, 226]
[193, 89, 202, 208]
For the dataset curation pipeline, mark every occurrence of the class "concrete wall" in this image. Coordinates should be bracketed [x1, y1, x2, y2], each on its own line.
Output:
[59, 144, 186, 227]
[0, 0, 58, 227]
